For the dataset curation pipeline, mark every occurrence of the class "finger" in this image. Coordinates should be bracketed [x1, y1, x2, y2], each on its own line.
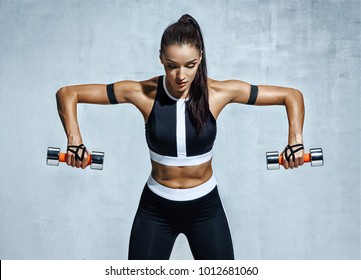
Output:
[66, 152, 72, 166]
[287, 153, 295, 168]
[295, 151, 305, 167]
[294, 158, 299, 168]
[282, 155, 289, 169]
[71, 154, 76, 167]
[299, 154, 305, 166]
[75, 158, 82, 168]
[81, 152, 89, 169]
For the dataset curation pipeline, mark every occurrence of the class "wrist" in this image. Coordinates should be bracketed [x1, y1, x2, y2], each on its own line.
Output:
[67, 133, 83, 145]
[288, 133, 303, 145]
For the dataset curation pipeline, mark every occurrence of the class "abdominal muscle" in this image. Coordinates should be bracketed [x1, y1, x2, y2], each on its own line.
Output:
[150, 159, 214, 189]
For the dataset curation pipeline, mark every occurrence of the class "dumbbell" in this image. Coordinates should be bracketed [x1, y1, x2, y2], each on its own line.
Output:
[266, 148, 323, 170]
[46, 147, 104, 170]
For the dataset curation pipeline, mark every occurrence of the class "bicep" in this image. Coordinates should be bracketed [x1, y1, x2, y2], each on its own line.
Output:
[219, 80, 260, 105]
[69, 84, 110, 104]
[112, 80, 143, 104]
[229, 82, 295, 106]
[255, 85, 296, 106]
[73, 80, 142, 104]
[223, 80, 252, 104]
[210, 80, 300, 119]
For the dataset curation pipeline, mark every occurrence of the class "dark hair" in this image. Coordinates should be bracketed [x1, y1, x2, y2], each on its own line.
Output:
[160, 14, 208, 132]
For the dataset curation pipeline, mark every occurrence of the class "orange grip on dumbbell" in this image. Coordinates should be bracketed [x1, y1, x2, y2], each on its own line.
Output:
[278, 153, 311, 164]
[59, 153, 92, 165]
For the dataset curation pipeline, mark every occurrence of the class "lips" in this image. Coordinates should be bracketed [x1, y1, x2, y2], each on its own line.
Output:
[176, 81, 187, 87]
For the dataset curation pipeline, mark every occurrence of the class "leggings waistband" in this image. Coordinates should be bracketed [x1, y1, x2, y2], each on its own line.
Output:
[146, 175, 217, 201]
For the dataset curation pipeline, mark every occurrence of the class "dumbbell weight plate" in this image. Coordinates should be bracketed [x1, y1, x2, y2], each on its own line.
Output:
[266, 151, 280, 170]
[310, 148, 323, 167]
[47, 147, 60, 166]
[90, 151, 104, 170]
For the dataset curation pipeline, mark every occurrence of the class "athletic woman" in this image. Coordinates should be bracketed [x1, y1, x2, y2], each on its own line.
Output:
[56, 14, 305, 260]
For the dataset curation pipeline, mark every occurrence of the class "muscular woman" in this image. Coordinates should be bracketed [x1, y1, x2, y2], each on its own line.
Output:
[56, 14, 305, 260]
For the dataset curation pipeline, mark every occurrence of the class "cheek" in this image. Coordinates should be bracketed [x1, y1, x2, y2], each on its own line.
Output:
[162, 65, 171, 74]
[164, 68, 177, 79]
[188, 67, 199, 79]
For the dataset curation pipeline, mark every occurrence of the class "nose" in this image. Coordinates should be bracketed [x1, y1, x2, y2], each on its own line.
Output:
[176, 67, 186, 81]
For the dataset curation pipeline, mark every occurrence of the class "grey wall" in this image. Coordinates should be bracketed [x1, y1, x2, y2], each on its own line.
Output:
[0, 0, 360, 260]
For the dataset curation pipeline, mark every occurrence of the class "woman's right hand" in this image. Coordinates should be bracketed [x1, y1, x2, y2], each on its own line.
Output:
[66, 140, 90, 169]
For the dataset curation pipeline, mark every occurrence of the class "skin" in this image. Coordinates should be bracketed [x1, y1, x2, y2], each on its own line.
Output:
[56, 44, 305, 189]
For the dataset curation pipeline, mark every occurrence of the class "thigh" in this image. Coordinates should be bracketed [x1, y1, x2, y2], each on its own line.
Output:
[185, 189, 234, 260]
[128, 187, 178, 260]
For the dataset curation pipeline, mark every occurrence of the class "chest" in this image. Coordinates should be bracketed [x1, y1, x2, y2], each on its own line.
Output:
[145, 98, 217, 157]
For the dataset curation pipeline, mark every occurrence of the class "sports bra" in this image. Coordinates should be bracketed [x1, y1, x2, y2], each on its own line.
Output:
[145, 76, 217, 166]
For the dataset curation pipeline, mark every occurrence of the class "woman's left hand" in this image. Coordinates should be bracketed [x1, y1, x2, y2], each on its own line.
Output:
[281, 143, 305, 169]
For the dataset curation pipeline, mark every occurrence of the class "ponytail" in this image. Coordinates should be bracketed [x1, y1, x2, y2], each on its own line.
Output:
[160, 14, 209, 132]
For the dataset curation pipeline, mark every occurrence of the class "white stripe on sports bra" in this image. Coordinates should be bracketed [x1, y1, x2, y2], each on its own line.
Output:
[163, 76, 188, 157]
[149, 149, 213, 166]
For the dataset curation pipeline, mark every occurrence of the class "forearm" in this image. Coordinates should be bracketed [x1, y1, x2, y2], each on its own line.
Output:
[56, 87, 83, 144]
[284, 89, 305, 144]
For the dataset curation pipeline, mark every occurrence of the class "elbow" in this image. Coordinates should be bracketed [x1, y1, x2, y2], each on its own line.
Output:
[284, 88, 304, 106]
[56, 86, 77, 103]
[56, 87, 64, 101]
[293, 89, 304, 107]
[56, 86, 67, 100]
[285, 88, 305, 119]
[294, 88, 303, 99]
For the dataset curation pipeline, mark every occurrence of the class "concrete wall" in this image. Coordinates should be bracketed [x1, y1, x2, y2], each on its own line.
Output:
[0, 0, 360, 259]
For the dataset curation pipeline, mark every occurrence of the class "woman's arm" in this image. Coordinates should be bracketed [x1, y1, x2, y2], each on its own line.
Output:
[56, 79, 154, 168]
[210, 79, 305, 169]
[253, 85, 305, 169]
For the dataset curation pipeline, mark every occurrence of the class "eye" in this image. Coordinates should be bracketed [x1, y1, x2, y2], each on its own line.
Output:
[167, 64, 178, 69]
[186, 64, 196, 69]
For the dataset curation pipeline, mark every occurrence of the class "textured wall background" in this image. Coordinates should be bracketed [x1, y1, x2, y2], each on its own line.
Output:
[0, 0, 360, 259]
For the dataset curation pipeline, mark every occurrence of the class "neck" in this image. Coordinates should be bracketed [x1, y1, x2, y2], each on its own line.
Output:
[165, 78, 189, 100]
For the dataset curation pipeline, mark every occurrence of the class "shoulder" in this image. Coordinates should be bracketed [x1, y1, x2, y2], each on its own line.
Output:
[115, 76, 158, 94]
[206, 78, 253, 118]
[140, 76, 159, 96]
[208, 78, 250, 103]
[113, 76, 159, 103]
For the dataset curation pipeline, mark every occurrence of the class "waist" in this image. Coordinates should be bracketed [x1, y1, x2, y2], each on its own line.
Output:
[147, 174, 217, 201]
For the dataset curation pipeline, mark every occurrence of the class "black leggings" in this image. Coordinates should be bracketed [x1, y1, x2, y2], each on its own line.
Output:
[128, 185, 234, 260]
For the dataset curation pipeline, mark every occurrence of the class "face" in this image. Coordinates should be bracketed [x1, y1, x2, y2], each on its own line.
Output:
[160, 44, 202, 98]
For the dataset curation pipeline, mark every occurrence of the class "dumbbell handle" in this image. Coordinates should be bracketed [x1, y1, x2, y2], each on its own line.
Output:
[59, 153, 92, 165]
[277, 153, 312, 164]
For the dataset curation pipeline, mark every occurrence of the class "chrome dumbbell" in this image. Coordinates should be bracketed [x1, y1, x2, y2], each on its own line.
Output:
[266, 148, 323, 170]
[46, 147, 104, 170]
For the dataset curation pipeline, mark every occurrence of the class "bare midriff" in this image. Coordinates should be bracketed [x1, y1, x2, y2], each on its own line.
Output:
[150, 159, 213, 189]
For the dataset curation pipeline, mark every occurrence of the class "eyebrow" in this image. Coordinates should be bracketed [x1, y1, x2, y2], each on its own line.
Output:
[165, 58, 198, 64]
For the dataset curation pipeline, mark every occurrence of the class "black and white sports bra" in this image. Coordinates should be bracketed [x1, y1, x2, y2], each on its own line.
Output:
[145, 76, 217, 166]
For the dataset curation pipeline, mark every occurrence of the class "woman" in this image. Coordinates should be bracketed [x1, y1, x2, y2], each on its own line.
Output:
[56, 14, 305, 260]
